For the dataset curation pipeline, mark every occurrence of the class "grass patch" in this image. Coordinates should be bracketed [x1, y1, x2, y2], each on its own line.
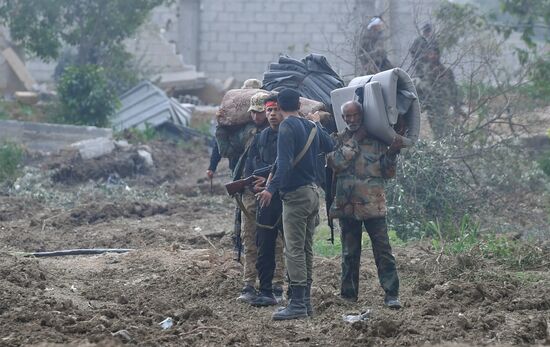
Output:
[428, 215, 548, 270]
[314, 225, 341, 257]
[313, 224, 406, 258]
[0, 100, 47, 122]
[513, 271, 545, 284]
[115, 125, 158, 144]
[0, 142, 24, 184]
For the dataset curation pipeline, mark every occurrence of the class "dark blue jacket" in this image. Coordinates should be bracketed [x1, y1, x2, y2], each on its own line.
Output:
[267, 115, 334, 194]
[244, 127, 278, 177]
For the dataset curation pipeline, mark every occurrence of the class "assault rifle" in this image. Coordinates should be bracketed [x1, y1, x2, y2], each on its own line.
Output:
[225, 165, 273, 196]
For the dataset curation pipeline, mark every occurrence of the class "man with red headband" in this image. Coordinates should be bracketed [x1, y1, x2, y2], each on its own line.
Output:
[242, 94, 286, 306]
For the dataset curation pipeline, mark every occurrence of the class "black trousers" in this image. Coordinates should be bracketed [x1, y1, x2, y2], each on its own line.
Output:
[255, 193, 283, 294]
[339, 217, 399, 300]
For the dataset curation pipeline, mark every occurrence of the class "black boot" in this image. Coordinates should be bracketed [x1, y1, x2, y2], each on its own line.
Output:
[271, 285, 308, 321]
[273, 285, 284, 304]
[250, 290, 277, 307]
[236, 285, 257, 304]
[305, 281, 313, 317]
[384, 294, 402, 309]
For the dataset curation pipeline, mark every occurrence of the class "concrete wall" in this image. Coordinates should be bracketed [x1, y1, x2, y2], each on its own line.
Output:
[177, 0, 441, 82]
[0, 120, 112, 154]
[192, 0, 367, 81]
[21, 0, 443, 86]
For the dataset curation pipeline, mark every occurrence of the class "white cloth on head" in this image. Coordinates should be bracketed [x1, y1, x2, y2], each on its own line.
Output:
[367, 17, 383, 30]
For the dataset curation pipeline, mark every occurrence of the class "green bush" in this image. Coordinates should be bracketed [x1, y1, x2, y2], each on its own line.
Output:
[57, 65, 119, 127]
[424, 213, 548, 270]
[386, 136, 549, 240]
[386, 139, 476, 240]
[116, 125, 158, 144]
[539, 150, 550, 177]
[0, 142, 23, 183]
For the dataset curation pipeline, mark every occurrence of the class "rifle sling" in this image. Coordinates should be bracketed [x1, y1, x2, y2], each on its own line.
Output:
[232, 124, 316, 229]
[292, 124, 317, 167]
[234, 194, 281, 230]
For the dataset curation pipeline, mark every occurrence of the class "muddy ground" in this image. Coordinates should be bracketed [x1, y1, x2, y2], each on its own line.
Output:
[0, 140, 549, 347]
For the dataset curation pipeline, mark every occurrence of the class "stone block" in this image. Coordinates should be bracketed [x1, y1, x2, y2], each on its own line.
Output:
[217, 51, 235, 63]
[236, 33, 255, 44]
[70, 137, 115, 160]
[228, 22, 247, 32]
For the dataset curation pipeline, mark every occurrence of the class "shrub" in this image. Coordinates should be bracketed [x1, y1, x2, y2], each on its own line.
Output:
[116, 125, 158, 144]
[0, 142, 23, 184]
[539, 150, 550, 177]
[431, 221, 547, 270]
[57, 65, 119, 127]
[386, 139, 476, 240]
[386, 135, 549, 241]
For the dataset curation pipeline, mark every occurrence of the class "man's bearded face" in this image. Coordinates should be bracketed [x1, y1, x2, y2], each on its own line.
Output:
[342, 105, 363, 132]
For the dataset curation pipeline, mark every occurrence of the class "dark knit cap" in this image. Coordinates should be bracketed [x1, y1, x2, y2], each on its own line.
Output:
[277, 88, 300, 112]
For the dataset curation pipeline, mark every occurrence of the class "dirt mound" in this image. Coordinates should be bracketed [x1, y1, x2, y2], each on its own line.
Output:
[0, 196, 43, 221]
[0, 242, 549, 346]
[50, 150, 151, 185]
[47, 140, 217, 189]
[1, 139, 548, 346]
[51, 201, 173, 227]
[0, 239, 550, 346]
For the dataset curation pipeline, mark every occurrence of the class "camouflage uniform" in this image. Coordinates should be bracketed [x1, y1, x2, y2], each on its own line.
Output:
[416, 62, 459, 138]
[358, 30, 393, 75]
[215, 123, 258, 169]
[327, 129, 400, 301]
[237, 92, 270, 288]
[409, 35, 439, 78]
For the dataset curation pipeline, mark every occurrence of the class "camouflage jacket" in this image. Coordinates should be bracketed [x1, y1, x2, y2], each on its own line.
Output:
[358, 32, 393, 74]
[215, 122, 261, 162]
[416, 62, 459, 112]
[326, 129, 397, 220]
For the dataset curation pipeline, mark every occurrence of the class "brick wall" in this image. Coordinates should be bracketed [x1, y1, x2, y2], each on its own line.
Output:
[20, 0, 443, 87]
[195, 0, 368, 82]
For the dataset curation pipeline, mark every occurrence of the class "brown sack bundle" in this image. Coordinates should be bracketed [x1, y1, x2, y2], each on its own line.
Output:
[216, 88, 326, 126]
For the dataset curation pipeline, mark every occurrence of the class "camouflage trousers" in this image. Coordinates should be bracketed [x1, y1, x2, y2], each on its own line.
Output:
[339, 217, 399, 300]
[242, 191, 284, 287]
[241, 191, 258, 285]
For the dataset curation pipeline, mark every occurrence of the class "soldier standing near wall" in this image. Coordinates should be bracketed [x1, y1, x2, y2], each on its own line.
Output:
[415, 46, 460, 138]
[409, 23, 438, 78]
[211, 79, 267, 261]
[243, 94, 286, 306]
[358, 16, 393, 75]
[257, 89, 334, 320]
[234, 91, 270, 304]
[326, 101, 404, 309]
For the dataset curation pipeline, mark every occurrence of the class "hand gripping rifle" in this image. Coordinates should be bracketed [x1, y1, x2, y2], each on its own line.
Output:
[224, 165, 273, 196]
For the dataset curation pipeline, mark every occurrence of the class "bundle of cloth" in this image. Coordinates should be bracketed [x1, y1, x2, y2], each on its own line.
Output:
[215, 88, 326, 161]
[216, 88, 325, 127]
[331, 68, 421, 146]
[262, 54, 344, 111]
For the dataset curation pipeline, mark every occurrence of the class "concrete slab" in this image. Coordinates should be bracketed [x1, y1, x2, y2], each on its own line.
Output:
[2, 47, 36, 91]
[0, 119, 112, 154]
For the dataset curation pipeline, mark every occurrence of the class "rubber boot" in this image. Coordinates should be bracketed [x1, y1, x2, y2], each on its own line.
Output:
[305, 281, 313, 317]
[271, 285, 308, 321]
